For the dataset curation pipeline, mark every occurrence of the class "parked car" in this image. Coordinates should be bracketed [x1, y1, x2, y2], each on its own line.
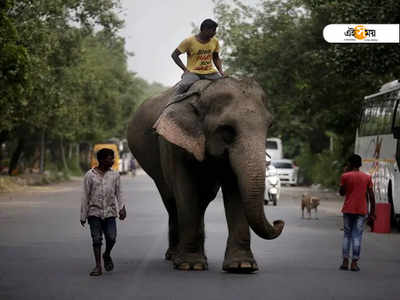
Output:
[271, 159, 299, 185]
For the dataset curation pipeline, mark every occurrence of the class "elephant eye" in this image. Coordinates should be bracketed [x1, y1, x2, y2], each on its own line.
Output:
[217, 125, 236, 144]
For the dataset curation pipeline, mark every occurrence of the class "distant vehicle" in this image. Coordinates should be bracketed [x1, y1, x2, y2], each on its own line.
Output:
[119, 152, 134, 174]
[355, 79, 400, 226]
[266, 138, 283, 161]
[271, 159, 298, 185]
[264, 160, 281, 206]
[90, 143, 120, 172]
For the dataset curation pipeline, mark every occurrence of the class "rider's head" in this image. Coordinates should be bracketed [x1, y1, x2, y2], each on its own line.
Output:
[200, 19, 218, 39]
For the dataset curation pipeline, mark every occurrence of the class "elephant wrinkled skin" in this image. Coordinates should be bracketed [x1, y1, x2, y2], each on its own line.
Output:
[127, 77, 284, 273]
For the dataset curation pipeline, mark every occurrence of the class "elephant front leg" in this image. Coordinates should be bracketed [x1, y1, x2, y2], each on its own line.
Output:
[161, 143, 208, 270]
[174, 204, 208, 271]
[222, 184, 258, 273]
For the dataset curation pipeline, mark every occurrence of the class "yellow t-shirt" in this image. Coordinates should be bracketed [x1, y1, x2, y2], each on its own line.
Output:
[177, 36, 220, 74]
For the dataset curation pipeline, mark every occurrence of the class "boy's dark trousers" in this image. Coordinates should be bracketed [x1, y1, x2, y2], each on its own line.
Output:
[88, 216, 117, 266]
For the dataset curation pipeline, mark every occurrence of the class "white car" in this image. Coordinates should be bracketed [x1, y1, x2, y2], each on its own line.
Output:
[271, 159, 299, 185]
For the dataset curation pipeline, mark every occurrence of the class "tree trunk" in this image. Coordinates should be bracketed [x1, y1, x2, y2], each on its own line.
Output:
[0, 131, 9, 172]
[68, 143, 72, 160]
[60, 137, 69, 172]
[40, 130, 45, 174]
[8, 138, 25, 176]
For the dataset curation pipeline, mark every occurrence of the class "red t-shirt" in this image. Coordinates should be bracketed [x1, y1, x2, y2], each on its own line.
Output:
[340, 170, 373, 215]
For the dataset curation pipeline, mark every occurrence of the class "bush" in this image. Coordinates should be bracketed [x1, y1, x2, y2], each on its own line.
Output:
[295, 132, 350, 189]
[295, 143, 314, 185]
[66, 155, 83, 176]
[311, 149, 342, 188]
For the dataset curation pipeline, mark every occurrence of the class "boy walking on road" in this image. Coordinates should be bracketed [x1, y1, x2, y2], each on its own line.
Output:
[339, 154, 375, 272]
[80, 148, 126, 276]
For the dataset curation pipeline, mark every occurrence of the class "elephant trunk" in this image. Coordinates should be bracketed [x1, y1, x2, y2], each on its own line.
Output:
[230, 137, 284, 240]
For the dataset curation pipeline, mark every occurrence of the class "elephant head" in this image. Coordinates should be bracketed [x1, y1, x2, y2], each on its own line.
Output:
[154, 77, 284, 240]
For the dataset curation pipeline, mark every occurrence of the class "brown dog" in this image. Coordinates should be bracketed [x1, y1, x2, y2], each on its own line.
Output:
[301, 194, 320, 219]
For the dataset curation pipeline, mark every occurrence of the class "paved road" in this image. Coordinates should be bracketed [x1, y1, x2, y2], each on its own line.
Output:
[1, 172, 400, 300]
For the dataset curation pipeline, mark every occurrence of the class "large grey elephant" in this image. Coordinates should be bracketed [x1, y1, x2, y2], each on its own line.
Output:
[127, 77, 284, 273]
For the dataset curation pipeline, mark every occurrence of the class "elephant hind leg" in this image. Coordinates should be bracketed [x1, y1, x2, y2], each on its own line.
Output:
[153, 179, 179, 261]
[165, 211, 179, 261]
[163, 198, 179, 261]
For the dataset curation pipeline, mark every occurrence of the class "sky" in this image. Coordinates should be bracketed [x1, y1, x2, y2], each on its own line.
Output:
[119, 0, 258, 87]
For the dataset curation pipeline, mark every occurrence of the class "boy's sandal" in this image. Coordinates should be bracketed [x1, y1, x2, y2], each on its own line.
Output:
[350, 264, 360, 272]
[89, 267, 102, 276]
[103, 254, 114, 272]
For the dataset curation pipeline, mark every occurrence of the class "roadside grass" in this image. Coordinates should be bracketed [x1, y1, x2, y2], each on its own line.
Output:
[0, 167, 83, 193]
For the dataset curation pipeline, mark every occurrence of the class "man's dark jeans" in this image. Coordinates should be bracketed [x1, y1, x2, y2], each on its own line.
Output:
[88, 216, 117, 247]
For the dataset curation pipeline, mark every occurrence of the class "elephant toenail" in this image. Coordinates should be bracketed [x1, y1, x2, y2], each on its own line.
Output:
[240, 262, 252, 269]
[177, 263, 191, 271]
[193, 263, 205, 271]
[230, 262, 239, 269]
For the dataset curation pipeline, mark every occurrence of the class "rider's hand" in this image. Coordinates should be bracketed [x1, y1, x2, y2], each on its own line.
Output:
[181, 69, 189, 79]
[80, 220, 86, 227]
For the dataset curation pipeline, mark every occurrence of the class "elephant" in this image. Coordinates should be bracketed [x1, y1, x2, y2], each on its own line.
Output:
[127, 77, 284, 273]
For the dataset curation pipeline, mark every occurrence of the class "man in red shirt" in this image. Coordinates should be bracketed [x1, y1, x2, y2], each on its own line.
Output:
[339, 154, 375, 272]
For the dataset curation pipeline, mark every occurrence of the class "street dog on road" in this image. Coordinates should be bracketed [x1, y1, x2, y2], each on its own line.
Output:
[301, 194, 320, 219]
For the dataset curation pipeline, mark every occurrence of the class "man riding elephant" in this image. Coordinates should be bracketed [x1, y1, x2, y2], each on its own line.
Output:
[171, 18, 224, 95]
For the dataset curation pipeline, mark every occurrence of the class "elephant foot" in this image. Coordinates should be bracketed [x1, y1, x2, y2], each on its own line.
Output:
[223, 250, 258, 273]
[173, 253, 208, 271]
[223, 261, 258, 273]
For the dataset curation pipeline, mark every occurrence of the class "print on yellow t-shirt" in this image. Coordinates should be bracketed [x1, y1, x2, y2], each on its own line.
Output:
[177, 36, 220, 74]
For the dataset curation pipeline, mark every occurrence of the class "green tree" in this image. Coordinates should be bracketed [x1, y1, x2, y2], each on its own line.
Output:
[1, 0, 125, 174]
[0, 0, 30, 133]
[213, 0, 400, 185]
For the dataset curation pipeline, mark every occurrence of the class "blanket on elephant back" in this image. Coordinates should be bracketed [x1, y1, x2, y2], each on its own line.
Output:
[152, 79, 216, 161]
[165, 80, 215, 109]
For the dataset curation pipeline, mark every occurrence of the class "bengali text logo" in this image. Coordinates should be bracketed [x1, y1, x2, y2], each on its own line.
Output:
[323, 24, 399, 43]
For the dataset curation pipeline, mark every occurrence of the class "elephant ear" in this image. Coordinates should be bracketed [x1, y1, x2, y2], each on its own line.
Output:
[153, 99, 205, 161]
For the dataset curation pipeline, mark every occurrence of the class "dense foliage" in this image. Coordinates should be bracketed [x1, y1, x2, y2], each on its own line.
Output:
[214, 0, 400, 186]
[0, 0, 166, 175]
